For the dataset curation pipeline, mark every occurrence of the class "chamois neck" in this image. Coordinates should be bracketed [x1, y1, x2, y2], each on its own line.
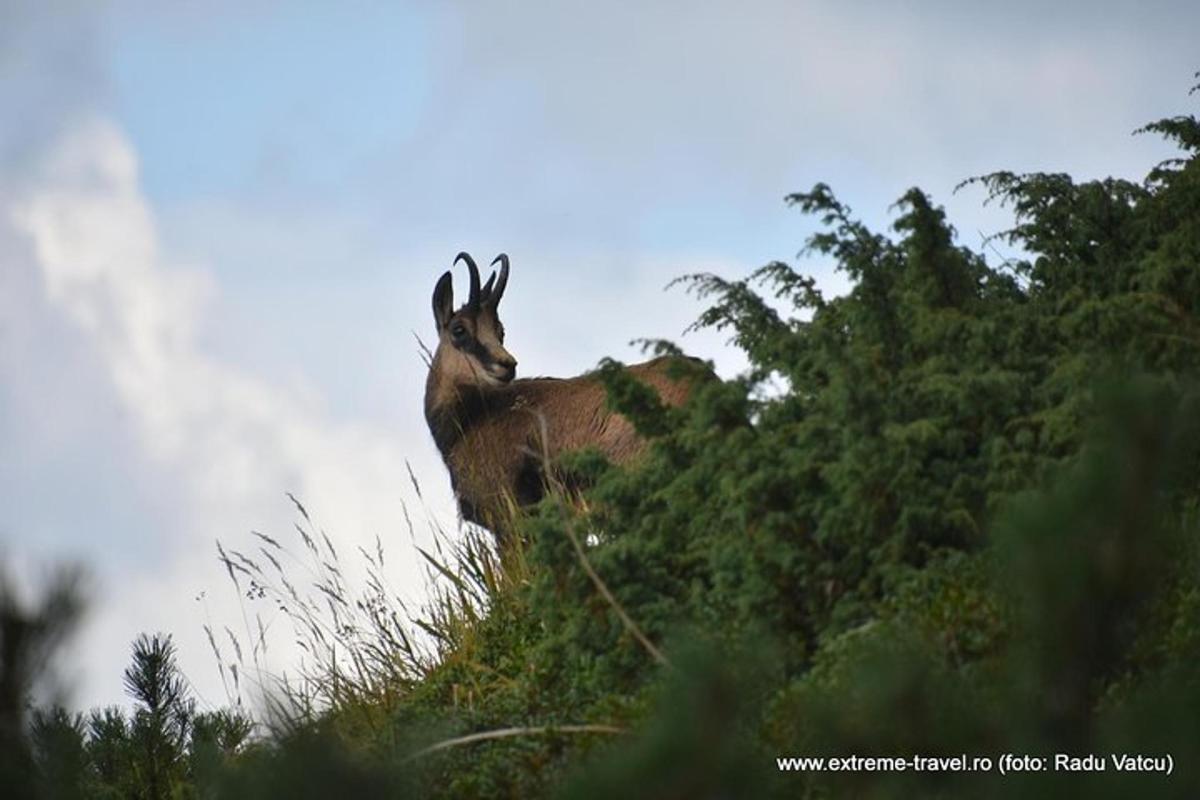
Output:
[424, 357, 508, 455]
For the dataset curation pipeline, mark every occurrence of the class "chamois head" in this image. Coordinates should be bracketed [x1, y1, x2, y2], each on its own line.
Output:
[430, 252, 517, 388]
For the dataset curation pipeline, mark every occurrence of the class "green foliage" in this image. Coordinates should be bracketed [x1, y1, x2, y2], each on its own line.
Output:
[0, 566, 84, 800]
[123, 634, 193, 799]
[85, 708, 135, 800]
[30, 706, 88, 800]
[768, 379, 1200, 799]
[208, 724, 415, 800]
[6, 631, 254, 800]
[381, 98, 1200, 797]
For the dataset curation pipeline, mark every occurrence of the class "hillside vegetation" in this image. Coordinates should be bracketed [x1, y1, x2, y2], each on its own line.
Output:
[5, 94, 1200, 799]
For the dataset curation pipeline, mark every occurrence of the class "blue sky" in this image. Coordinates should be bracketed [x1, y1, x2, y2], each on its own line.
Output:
[2, 0, 1196, 711]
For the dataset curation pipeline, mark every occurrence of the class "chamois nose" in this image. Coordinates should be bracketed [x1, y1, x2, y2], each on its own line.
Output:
[494, 357, 517, 383]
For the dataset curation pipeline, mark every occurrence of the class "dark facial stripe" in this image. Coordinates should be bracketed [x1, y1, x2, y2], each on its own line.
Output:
[455, 335, 500, 370]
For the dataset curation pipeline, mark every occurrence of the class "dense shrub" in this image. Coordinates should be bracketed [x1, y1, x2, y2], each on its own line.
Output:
[391, 98, 1200, 798]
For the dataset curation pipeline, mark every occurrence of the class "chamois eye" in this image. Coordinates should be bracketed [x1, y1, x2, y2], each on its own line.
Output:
[451, 322, 467, 339]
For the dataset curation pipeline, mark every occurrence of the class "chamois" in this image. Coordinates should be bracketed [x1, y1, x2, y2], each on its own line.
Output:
[424, 252, 706, 542]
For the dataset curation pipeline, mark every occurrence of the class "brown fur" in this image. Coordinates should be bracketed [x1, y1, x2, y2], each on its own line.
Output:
[423, 253, 706, 539]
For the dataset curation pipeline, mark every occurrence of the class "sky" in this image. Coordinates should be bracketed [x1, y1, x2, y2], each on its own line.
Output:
[1, 0, 1196, 712]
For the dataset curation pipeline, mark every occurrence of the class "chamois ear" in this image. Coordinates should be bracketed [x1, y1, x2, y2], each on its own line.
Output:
[432, 271, 454, 330]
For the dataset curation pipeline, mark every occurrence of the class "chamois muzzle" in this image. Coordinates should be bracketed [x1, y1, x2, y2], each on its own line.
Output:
[490, 357, 517, 384]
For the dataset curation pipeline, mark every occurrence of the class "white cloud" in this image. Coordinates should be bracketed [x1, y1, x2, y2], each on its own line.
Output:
[3, 116, 453, 710]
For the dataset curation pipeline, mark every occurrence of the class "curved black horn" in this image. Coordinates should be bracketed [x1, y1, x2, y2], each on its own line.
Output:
[488, 253, 510, 307]
[454, 252, 481, 309]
